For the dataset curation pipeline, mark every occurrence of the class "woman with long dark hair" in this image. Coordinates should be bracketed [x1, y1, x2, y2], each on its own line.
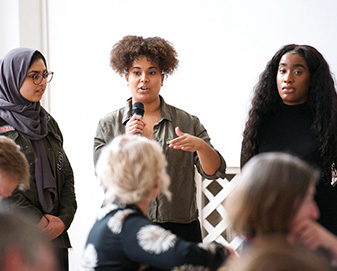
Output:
[241, 44, 337, 235]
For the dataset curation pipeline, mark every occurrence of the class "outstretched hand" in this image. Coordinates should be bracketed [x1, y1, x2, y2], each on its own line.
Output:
[169, 126, 221, 176]
[169, 127, 204, 152]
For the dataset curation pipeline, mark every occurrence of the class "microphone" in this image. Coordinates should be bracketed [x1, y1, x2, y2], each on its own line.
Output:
[132, 102, 144, 135]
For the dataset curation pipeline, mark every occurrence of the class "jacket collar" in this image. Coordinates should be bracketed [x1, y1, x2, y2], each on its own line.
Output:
[121, 95, 172, 125]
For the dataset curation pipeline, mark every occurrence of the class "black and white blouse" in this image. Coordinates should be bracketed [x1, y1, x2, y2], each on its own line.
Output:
[80, 202, 229, 271]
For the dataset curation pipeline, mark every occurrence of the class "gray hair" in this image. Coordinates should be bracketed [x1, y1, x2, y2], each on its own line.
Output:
[96, 135, 171, 205]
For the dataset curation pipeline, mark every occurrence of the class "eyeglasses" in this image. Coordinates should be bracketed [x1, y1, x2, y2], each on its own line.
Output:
[26, 71, 54, 85]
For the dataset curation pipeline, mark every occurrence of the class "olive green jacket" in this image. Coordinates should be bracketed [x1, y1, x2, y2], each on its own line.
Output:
[94, 96, 226, 223]
[0, 115, 76, 248]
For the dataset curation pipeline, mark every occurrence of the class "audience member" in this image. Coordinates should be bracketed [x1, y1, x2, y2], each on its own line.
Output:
[0, 211, 59, 271]
[226, 152, 337, 267]
[229, 237, 333, 271]
[0, 136, 29, 201]
[82, 135, 233, 271]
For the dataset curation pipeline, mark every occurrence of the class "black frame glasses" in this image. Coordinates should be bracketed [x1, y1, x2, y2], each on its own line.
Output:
[26, 71, 54, 85]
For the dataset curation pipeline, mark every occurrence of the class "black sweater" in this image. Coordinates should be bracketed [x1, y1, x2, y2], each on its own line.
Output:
[257, 102, 337, 235]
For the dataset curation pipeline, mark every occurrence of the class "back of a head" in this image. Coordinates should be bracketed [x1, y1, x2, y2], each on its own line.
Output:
[0, 136, 30, 191]
[226, 152, 319, 237]
[0, 211, 58, 271]
[232, 237, 333, 271]
[96, 135, 171, 205]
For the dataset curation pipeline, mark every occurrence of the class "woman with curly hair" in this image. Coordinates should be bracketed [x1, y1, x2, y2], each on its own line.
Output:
[94, 36, 226, 242]
[241, 44, 337, 235]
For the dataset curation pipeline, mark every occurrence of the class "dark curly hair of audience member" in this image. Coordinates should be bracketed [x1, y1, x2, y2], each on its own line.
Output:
[110, 35, 179, 77]
[241, 44, 337, 184]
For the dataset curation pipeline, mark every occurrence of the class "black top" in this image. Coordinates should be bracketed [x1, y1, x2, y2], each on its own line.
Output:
[257, 103, 337, 235]
[80, 202, 229, 271]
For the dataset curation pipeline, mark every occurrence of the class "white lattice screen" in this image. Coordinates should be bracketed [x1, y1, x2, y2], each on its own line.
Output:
[196, 167, 243, 250]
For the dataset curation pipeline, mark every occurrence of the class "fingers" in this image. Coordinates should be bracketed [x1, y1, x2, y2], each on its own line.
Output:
[42, 215, 66, 240]
[290, 220, 326, 250]
[169, 127, 201, 152]
[38, 215, 49, 229]
[126, 115, 146, 135]
[175, 126, 184, 136]
[169, 127, 188, 149]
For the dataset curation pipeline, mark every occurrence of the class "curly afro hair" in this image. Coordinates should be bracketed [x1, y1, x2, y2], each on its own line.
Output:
[110, 35, 179, 77]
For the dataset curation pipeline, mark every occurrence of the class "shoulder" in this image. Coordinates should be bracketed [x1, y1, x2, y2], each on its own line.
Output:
[0, 118, 16, 134]
[46, 114, 63, 137]
[46, 114, 59, 128]
[0, 119, 21, 144]
[97, 205, 144, 235]
[98, 106, 128, 126]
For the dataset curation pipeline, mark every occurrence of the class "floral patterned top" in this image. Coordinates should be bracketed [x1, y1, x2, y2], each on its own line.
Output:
[80, 202, 229, 271]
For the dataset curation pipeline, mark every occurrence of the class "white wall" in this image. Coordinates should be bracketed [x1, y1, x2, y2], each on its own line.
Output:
[0, 0, 20, 56]
[2, 0, 337, 270]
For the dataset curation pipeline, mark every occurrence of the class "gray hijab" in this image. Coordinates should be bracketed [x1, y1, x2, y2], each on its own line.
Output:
[0, 48, 56, 213]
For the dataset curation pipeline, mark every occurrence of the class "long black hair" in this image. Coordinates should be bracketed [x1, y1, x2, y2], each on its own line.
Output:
[241, 44, 337, 183]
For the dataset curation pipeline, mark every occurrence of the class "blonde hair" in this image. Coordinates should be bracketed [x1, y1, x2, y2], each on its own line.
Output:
[226, 152, 318, 237]
[0, 136, 30, 191]
[96, 135, 171, 205]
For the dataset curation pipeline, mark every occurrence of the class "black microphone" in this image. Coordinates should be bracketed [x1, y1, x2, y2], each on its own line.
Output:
[132, 102, 144, 135]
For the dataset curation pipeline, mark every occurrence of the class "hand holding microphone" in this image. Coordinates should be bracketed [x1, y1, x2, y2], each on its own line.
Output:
[126, 102, 145, 135]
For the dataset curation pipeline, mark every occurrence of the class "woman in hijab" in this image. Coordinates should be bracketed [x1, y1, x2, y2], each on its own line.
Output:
[0, 48, 77, 271]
